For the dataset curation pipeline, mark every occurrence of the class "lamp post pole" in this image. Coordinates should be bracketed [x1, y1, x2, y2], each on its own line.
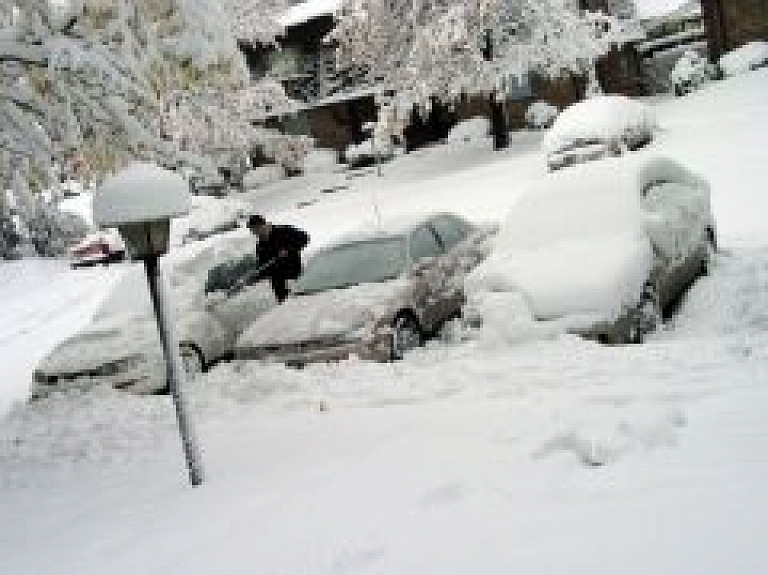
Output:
[144, 254, 204, 486]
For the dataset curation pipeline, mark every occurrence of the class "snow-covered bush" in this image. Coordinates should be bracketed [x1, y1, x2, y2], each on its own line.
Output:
[525, 101, 559, 130]
[264, 134, 313, 176]
[719, 41, 768, 78]
[446, 117, 490, 143]
[670, 51, 717, 96]
[242, 165, 284, 189]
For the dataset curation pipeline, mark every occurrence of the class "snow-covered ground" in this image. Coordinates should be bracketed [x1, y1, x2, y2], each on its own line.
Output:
[1, 70, 768, 574]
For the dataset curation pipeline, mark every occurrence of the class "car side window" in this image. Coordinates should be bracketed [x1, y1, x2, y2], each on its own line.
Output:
[429, 215, 467, 249]
[409, 226, 444, 261]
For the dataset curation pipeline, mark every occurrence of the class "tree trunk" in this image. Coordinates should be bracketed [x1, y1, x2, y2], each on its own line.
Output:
[490, 96, 509, 150]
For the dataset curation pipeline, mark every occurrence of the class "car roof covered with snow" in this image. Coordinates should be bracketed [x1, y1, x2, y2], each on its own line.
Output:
[542, 95, 659, 155]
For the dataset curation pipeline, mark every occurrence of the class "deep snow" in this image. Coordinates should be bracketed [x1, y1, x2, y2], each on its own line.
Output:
[1, 69, 768, 574]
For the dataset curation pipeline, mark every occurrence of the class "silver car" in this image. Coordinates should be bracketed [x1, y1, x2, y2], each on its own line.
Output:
[32, 233, 275, 397]
[235, 213, 494, 365]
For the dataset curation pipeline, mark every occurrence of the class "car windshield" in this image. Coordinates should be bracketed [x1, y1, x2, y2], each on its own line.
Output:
[295, 236, 407, 294]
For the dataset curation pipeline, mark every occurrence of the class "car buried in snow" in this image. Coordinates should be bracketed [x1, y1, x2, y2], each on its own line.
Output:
[32, 232, 276, 398]
[234, 213, 495, 366]
[544, 95, 657, 172]
[466, 154, 717, 344]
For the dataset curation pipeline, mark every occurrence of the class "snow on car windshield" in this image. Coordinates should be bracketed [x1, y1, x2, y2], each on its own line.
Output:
[295, 237, 407, 294]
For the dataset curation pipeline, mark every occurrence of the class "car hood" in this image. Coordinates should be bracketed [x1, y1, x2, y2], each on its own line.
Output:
[467, 234, 653, 323]
[237, 280, 407, 348]
[36, 314, 162, 376]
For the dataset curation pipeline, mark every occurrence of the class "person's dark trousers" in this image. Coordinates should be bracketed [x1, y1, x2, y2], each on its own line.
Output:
[271, 275, 289, 303]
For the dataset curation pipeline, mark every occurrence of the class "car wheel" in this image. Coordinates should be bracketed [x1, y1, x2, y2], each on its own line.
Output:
[628, 281, 662, 344]
[390, 314, 424, 360]
[180, 344, 204, 381]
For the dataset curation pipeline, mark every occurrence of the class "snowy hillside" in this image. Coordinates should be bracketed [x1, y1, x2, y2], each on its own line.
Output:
[1, 69, 768, 574]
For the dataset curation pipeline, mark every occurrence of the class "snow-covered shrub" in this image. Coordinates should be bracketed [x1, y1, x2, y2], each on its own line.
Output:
[525, 101, 559, 130]
[719, 41, 768, 78]
[446, 117, 490, 143]
[670, 51, 717, 96]
[242, 165, 284, 189]
[344, 138, 394, 168]
[267, 134, 313, 176]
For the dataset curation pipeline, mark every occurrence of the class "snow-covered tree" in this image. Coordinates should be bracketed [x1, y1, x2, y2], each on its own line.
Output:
[333, 0, 637, 120]
[1, 0, 294, 256]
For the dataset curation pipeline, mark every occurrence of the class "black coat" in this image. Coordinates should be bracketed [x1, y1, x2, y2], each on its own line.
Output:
[256, 225, 310, 280]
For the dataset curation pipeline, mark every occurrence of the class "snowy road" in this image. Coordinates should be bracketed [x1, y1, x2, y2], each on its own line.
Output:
[1, 70, 768, 574]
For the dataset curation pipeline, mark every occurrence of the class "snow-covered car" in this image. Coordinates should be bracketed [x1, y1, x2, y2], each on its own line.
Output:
[671, 50, 718, 96]
[235, 213, 494, 365]
[69, 231, 126, 267]
[32, 233, 276, 397]
[466, 155, 717, 344]
[543, 95, 658, 171]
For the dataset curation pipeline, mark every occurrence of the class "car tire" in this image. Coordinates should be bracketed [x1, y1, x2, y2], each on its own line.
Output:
[180, 344, 205, 381]
[628, 281, 662, 344]
[390, 313, 424, 360]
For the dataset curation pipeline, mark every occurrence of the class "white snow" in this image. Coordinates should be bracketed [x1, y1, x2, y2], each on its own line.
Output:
[277, 0, 341, 28]
[446, 117, 490, 143]
[525, 100, 559, 129]
[719, 41, 768, 78]
[92, 163, 191, 227]
[2, 69, 768, 575]
[543, 95, 658, 155]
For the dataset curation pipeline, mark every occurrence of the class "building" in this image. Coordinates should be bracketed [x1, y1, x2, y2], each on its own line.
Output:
[699, 0, 768, 60]
[242, 0, 650, 154]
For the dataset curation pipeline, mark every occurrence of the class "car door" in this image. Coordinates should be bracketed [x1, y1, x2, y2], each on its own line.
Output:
[407, 224, 448, 331]
[642, 180, 706, 303]
[427, 215, 473, 310]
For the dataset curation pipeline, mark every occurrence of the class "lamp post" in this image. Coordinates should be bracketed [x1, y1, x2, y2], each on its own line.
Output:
[93, 163, 204, 486]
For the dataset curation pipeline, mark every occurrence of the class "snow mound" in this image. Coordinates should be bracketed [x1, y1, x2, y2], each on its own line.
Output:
[446, 117, 490, 143]
[173, 196, 252, 245]
[719, 41, 768, 78]
[543, 95, 658, 155]
[525, 101, 559, 129]
[242, 165, 284, 189]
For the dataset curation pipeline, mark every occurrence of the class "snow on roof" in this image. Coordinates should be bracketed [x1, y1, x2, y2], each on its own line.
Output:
[278, 0, 341, 28]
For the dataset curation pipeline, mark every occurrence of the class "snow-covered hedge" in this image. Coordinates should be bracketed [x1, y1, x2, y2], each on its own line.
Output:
[670, 51, 717, 96]
[445, 117, 490, 143]
[719, 41, 768, 78]
[525, 102, 559, 130]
